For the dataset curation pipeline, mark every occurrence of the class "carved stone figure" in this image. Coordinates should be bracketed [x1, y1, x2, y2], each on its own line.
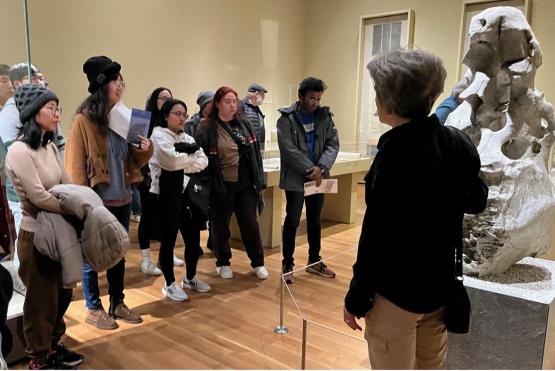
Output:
[446, 6, 555, 276]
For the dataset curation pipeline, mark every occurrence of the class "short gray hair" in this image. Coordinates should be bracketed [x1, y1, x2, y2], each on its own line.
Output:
[9, 63, 39, 85]
[367, 49, 446, 118]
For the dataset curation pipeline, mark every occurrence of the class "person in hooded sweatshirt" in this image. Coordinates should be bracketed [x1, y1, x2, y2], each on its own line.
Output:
[149, 98, 211, 301]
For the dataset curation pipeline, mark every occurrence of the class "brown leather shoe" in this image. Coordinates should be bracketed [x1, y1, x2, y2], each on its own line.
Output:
[110, 303, 143, 324]
[85, 306, 118, 330]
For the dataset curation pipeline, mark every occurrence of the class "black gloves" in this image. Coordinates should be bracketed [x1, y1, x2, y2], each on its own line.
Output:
[174, 142, 200, 154]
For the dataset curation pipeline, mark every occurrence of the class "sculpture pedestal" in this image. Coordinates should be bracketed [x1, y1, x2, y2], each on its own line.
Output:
[447, 257, 555, 369]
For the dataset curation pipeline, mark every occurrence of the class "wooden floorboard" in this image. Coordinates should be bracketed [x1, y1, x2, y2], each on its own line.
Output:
[12, 185, 370, 369]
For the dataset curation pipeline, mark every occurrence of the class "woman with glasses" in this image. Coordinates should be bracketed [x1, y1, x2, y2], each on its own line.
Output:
[137, 87, 187, 276]
[149, 99, 211, 301]
[196, 87, 268, 280]
[6, 84, 83, 369]
[65, 56, 153, 330]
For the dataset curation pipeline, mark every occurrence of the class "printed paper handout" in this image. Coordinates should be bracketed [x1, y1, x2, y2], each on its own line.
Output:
[128, 109, 151, 144]
[109, 102, 151, 144]
[109, 101, 132, 139]
[304, 179, 338, 196]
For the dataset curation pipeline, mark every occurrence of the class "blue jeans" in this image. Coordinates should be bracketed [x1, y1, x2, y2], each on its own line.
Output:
[82, 203, 131, 309]
[131, 185, 141, 216]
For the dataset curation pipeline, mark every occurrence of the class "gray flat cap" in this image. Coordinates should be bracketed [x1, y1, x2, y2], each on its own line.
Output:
[247, 83, 267, 93]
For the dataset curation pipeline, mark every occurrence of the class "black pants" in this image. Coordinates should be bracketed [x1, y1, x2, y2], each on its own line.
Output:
[282, 191, 325, 267]
[211, 183, 264, 268]
[159, 192, 201, 285]
[137, 182, 160, 250]
[0, 264, 13, 358]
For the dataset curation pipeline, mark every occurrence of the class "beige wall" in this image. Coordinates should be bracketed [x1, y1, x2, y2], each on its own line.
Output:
[1, 0, 28, 65]
[3, 0, 306, 149]
[3, 0, 553, 150]
[304, 0, 555, 151]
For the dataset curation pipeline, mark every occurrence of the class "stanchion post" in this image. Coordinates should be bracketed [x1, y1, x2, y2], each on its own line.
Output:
[273, 276, 289, 334]
[301, 318, 308, 370]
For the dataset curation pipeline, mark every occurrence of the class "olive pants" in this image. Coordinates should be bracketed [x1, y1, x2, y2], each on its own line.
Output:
[18, 230, 72, 358]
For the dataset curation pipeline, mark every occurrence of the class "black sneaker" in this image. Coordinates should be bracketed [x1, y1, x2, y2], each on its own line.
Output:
[282, 264, 294, 284]
[51, 342, 84, 368]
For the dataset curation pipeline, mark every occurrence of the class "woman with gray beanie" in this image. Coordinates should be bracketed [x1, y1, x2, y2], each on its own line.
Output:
[6, 84, 84, 369]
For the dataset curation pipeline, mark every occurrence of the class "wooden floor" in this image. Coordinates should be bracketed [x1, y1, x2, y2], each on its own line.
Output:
[13, 185, 370, 369]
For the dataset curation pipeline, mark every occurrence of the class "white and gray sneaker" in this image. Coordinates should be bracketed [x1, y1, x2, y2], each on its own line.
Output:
[182, 276, 212, 293]
[173, 255, 185, 267]
[254, 266, 269, 280]
[141, 260, 162, 276]
[216, 265, 233, 279]
[162, 281, 188, 301]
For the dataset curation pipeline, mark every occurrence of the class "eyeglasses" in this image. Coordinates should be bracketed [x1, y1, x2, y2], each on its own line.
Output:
[169, 111, 189, 120]
[114, 79, 126, 89]
[46, 106, 63, 116]
[157, 96, 171, 102]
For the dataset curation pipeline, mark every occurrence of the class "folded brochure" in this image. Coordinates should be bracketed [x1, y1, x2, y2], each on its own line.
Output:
[304, 179, 338, 196]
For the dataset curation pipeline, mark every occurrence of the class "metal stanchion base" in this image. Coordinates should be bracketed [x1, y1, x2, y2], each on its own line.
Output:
[273, 326, 289, 334]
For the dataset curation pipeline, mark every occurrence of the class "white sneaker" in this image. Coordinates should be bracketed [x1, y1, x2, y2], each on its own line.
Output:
[173, 255, 184, 267]
[162, 282, 188, 301]
[254, 266, 269, 280]
[182, 276, 212, 293]
[216, 265, 233, 279]
[141, 260, 162, 276]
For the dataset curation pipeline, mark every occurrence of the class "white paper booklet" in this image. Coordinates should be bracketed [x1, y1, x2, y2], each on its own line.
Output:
[109, 101, 132, 139]
[304, 179, 338, 196]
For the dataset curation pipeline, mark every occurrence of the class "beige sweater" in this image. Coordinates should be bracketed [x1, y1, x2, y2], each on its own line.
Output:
[6, 141, 69, 232]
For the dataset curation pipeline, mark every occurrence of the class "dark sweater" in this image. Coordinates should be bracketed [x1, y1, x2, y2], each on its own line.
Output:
[344, 114, 488, 316]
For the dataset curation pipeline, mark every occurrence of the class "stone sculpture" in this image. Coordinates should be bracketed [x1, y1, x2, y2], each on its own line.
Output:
[445, 6, 555, 276]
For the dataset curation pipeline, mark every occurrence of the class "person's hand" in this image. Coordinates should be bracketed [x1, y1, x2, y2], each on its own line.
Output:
[343, 307, 362, 331]
[137, 135, 151, 151]
[306, 166, 323, 186]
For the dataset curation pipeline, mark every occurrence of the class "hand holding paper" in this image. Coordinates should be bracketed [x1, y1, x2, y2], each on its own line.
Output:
[109, 101, 152, 145]
[304, 179, 338, 196]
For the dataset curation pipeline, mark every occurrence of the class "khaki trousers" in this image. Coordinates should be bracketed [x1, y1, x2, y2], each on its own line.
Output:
[18, 230, 73, 358]
[365, 294, 447, 370]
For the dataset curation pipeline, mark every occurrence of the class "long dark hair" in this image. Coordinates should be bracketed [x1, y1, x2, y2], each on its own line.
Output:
[145, 87, 172, 136]
[19, 117, 54, 150]
[76, 82, 112, 135]
[159, 99, 187, 128]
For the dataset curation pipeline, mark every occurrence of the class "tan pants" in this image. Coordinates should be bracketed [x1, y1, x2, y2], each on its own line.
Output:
[365, 294, 447, 370]
[18, 230, 73, 358]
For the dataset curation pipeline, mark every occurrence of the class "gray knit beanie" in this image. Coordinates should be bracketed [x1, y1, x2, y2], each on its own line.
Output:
[196, 90, 214, 110]
[14, 84, 58, 122]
